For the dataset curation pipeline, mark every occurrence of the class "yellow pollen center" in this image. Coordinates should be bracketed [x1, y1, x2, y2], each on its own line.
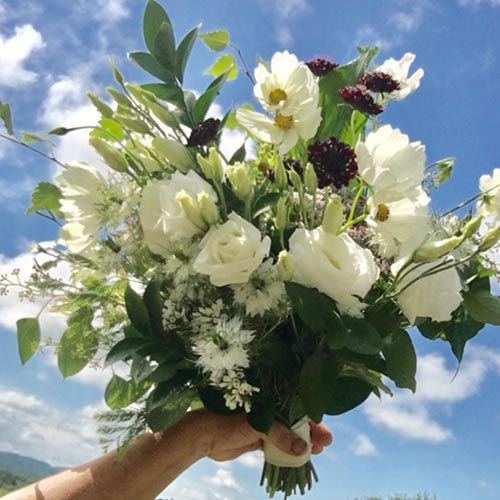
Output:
[274, 114, 294, 130]
[269, 89, 287, 105]
[375, 204, 390, 222]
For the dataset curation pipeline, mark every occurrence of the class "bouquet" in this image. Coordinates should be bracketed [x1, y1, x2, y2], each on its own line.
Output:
[1, 0, 500, 497]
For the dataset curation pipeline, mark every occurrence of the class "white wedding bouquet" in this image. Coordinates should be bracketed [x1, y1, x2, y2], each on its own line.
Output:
[1, 1, 499, 497]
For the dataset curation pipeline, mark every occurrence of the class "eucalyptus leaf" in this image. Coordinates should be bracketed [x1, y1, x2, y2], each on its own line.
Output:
[16, 318, 41, 365]
[199, 30, 229, 51]
[26, 182, 63, 217]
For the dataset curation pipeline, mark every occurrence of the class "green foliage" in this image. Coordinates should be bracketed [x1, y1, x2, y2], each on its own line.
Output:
[463, 288, 500, 325]
[16, 318, 41, 365]
[26, 182, 63, 217]
[175, 25, 201, 84]
[199, 30, 229, 51]
[382, 329, 417, 392]
[192, 71, 229, 124]
[124, 285, 152, 336]
[105, 375, 149, 410]
[344, 317, 383, 355]
[143, 0, 173, 55]
[325, 376, 374, 415]
[0, 101, 14, 135]
[207, 54, 238, 80]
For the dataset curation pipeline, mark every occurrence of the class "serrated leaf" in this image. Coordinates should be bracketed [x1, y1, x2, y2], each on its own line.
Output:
[57, 323, 98, 377]
[0, 101, 14, 135]
[16, 318, 41, 365]
[26, 182, 63, 217]
[143, 0, 173, 54]
[207, 54, 238, 80]
[124, 285, 152, 336]
[382, 329, 417, 392]
[463, 288, 500, 325]
[175, 24, 200, 84]
[199, 30, 229, 51]
[192, 72, 228, 124]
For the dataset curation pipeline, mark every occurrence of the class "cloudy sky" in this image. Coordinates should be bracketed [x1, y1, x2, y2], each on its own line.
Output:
[0, 0, 499, 499]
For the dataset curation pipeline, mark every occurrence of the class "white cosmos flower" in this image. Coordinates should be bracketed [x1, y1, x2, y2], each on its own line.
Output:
[253, 51, 319, 115]
[367, 188, 431, 258]
[477, 168, 500, 219]
[392, 258, 463, 325]
[356, 125, 426, 203]
[288, 227, 379, 316]
[376, 53, 424, 101]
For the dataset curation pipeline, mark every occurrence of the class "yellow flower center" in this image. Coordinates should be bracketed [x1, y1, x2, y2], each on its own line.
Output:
[269, 88, 287, 105]
[274, 114, 294, 130]
[375, 204, 390, 222]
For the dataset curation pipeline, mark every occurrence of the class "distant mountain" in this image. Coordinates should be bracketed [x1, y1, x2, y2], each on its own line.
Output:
[0, 451, 64, 484]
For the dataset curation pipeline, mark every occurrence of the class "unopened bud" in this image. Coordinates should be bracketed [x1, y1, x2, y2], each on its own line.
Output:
[198, 192, 220, 225]
[462, 214, 484, 239]
[304, 163, 318, 194]
[227, 162, 253, 201]
[277, 250, 293, 281]
[197, 147, 224, 183]
[288, 168, 303, 193]
[274, 157, 287, 191]
[322, 197, 344, 234]
[176, 191, 207, 230]
[275, 198, 288, 232]
[153, 137, 196, 172]
[413, 235, 463, 263]
[478, 225, 500, 252]
[89, 137, 128, 172]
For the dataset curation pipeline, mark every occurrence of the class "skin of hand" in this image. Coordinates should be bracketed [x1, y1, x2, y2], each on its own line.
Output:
[3, 409, 333, 500]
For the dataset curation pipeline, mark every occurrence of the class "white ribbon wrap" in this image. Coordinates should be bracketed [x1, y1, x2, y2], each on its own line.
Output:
[263, 417, 312, 468]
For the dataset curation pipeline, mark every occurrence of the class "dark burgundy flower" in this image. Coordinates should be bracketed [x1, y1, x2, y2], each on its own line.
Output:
[187, 118, 220, 147]
[359, 72, 401, 93]
[305, 58, 339, 77]
[308, 137, 358, 189]
[283, 158, 304, 177]
[339, 85, 383, 115]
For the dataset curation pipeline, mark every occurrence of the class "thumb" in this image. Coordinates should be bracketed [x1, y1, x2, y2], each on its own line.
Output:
[264, 421, 308, 456]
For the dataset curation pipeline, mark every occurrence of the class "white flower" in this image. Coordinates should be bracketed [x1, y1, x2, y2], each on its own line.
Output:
[232, 260, 286, 317]
[253, 51, 319, 115]
[192, 317, 254, 376]
[477, 168, 500, 218]
[355, 125, 426, 203]
[193, 212, 271, 286]
[219, 369, 260, 413]
[376, 53, 424, 101]
[139, 170, 217, 256]
[236, 106, 321, 156]
[367, 188, 431, 258]
[391, 258, 463, 325]
[288, 227, 379, 316]
[56, 162, 108, 254]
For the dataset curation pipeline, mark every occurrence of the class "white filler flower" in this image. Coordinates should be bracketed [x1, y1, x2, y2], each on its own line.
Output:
[356, 125, 426, 203]
[139, 170, 217, 256]
[477, 168, 500, 219]
[193, 212, 271, 286]
[376, 53, 424, 101]
[288, 227, 379, 316]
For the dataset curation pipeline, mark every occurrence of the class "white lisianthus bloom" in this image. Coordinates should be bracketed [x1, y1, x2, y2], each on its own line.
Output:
[288, 227, 379, 316]
[193, 212, 271, 286]
[139, 170, 217, 256]
[56, 162, 108, 254]
[356, 125, 426, 203]
[367, 188, 431, 258]
[376, 53, 424, 101]
[236, 105, 321, 156]
[391, 258, 463, 325]
[253, 51, 319, 115]
[477, 168, 500, 218]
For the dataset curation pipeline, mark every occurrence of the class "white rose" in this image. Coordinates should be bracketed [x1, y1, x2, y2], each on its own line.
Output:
[193, 212, 271, 286]
[288, 227, 379, 316]
[139, 170, 217, 256]
[391, 258, 463, 325]
[477, 168, 500, 218]
[355, 125, 426, 203]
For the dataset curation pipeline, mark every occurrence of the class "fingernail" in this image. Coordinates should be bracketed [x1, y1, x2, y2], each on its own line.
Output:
[292, 438, 307, 455]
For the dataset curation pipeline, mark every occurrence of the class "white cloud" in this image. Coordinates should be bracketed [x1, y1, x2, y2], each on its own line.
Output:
[0, 177, 35, 212]
[0, 24, 45, 87]
[77, 0, 130, 22]
[351, 434, 380, 457]
[273, 0, 311, 19]
[459, 0, 500, 5]
[237, 450, 263, 469]
[203, 467, 243, 493]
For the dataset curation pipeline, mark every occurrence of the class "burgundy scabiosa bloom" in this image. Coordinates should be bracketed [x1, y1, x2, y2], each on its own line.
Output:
[305, 58, 339, 77]
[359, 72, 401, 93]
[187, 118, 221, 147]
[283, 157, 304, 177]
[339, 85, 383, 115]
[308, 137, 358, 189]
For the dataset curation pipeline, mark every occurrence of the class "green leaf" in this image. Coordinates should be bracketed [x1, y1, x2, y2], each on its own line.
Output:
[344, 317, 383, 355]
[153, 21, 176, 70]
[105, 337, 150, 367]
[382, 329, 417, 392]
[299, 350, 338, 423]
[89, 137, 128, 172]
[229, 143, 246, 164]
[124, 285, 152, 336]
[436, 157, 455, 185]
[143, 280, 164, 337]
[128, 51, 175, 83]
[198, 386, 241, 416]
[146, 387, 196, 432]
[21, 132, 52, 144]
[175, 24, 200, 84]
[247, 396, 277, 434]
[91, 117, 125, 142]
[26, 182, 63, 217]
[207, 54, 238, 81]
[286, 283, 347, 350]
[57, 324, 98, 377]
[199, 30, 229, 51]
[146, 362, 178, 384]
[143, 0, 173, 54]
[192, 72, 228, 124]
[105, 375, 137, 410]
[225, 104, 252, 130]
[0, 101, 14, 135]
[16, 318, 41, 365]
[463, 288, 500, 325]
[325, 377, 373, 415]
[87, 92, 114, 118]
[141, 83, 185, 112]
[252, 192, 281, 219]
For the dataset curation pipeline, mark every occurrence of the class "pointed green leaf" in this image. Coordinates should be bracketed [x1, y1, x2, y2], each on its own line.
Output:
[463, 288, 500, 325]
[87, 92, 114, 118]
[207, 54, 238, 80]
[146, 387, 196, 432]
[229, 143, 246, 164]
[143, 279, 164, 336]
[153, 21, 176, 70]
[175, 24, 201, 83]
[89, 136, 128, 172]
[0, 101, 14, 135]
[57, 324, 98, 377]
[26, 181, 63, 217]
[105, 375, 137, 410]
[105, 337, 150, 367]
[382, 329, 417, 392]
[125, 285, 152, 336]
[143, 0, 173, 54]
[16, 318, 41, 365]
[192, 72, 229, 124]
[128, 51, 175, 83]
[325, 377, 373, 415]
[344, 317, 383, 355]
[199, 30, 229, 51]
[141, 83, 186, 112]
[21, 132, 52, 144]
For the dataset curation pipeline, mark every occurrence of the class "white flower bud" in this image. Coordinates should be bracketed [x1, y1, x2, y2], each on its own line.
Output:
[152, 137, 196, 172]
[277, 250, 293, 281]
[198, 191, 220, 226]
[413, 235, 463, 263]
[462, 214, 483, 239]
[479, 225, 500, 252]
[176, 190, 207, 230]
[197, 147, 224, 183]
[275, 198, 288, 232]
[227, 162, 253, 201]
[322, 197, 344, 234]
[274, 157, 287, 191]
[304, 162, 318, 194]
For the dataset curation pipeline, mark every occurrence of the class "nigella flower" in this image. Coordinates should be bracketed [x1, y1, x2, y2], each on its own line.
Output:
[187, 118, 221, 147]
[339, 85, 383, 115]
[305, 57, 339, 77]
[308, 137, 358, 189]
[359, 72, 401, 93]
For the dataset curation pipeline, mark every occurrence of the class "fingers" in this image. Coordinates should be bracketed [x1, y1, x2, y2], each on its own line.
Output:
[309, 421, 333, 455]
[264, 421, 308, 456]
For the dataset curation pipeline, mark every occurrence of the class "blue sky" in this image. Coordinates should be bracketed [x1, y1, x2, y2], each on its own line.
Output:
[0, 0, 499, 499]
